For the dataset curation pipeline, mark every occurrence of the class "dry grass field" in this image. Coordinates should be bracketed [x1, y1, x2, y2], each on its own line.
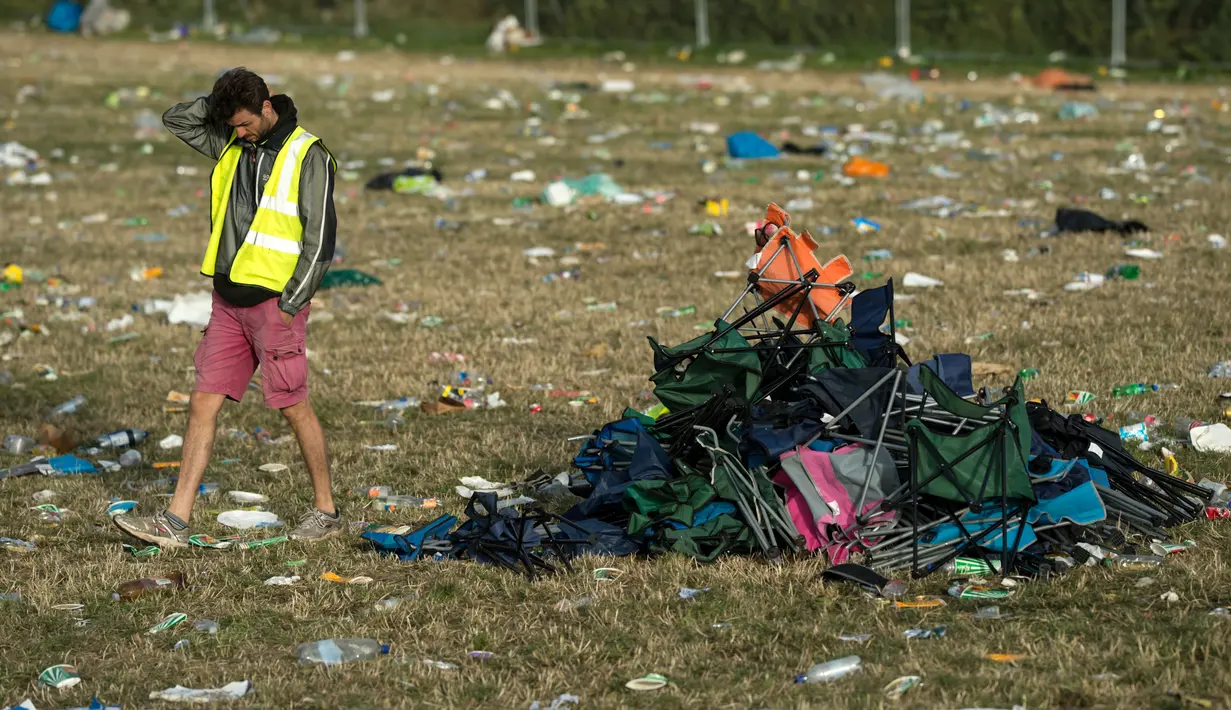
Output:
[2, 33, 1231, 710]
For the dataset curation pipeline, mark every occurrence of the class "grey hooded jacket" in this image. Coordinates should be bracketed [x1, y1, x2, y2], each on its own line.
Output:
[162, 94, 335, 316]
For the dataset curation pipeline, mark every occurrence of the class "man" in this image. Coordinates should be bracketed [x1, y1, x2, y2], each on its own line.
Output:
[114, 68, 341, 547]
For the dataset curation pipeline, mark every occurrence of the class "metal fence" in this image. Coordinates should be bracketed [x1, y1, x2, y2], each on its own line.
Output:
[0, 0, 1203, 70]
[190, 0, 1135, 66]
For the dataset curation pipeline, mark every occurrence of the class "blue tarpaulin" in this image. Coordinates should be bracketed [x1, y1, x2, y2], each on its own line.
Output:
[726, 132, 780, 159]
[47, 0, 82, 32]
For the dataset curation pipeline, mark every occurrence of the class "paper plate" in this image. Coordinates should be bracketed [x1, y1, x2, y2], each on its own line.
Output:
[106, 500, 138, 516]
[625, 673, 669, 691]
[216, 510, 280, 529]
[258, 463, 288, 473]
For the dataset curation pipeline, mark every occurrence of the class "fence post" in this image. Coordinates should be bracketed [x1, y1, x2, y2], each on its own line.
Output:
[525, 0, 539, 37]
[202, 0, 215, 33]
[695, 0, 710, 49]
[354, 0, 369, 39]
[895, 0, 911, 59]
[1110, 0, 1126, 67]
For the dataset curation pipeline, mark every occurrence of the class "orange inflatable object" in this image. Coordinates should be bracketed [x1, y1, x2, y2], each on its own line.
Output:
[749, 203, 853, 327]
[1033, 68, 1095, 91]
[842, 156, 890, 178]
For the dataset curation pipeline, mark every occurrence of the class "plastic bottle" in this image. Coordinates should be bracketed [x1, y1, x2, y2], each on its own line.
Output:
[296, 638, 389, 666]
[1102, 555, 1164, 571]
[377, 397, 419, 414]
[351, 486, 393, 499]
[1173, 417, 1204, 435]
[1111, 384, 1148, 398]
[48, 395, 87, 417]
[1124, 412, 1159, 428]
[3, 435, 36, 455]
[795, 656, 861, 684]
[1105, 264, 1140, 280]
[115, 572, 186, 601]
[97, 429, 148, 449]
[371, 496, 438, 512]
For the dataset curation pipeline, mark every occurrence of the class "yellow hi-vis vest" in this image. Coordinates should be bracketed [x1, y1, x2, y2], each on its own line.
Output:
[201, 126, 321, 292]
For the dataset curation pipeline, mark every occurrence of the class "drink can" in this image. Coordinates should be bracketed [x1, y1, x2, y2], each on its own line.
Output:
[1065, 391, 1095, 405]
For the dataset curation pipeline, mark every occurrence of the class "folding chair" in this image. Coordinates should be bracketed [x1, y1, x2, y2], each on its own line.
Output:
[849, 278, 911, 369]
[706, 203, 858, 381]
[361, 514, 459, 561]
[737, 203, 855, 329]
[693, 425, 804, 558]
[880, 366, 1036, 576]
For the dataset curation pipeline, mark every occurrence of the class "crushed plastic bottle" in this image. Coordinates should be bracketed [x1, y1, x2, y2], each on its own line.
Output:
[47, 395, 86, 417]
[3, 435, 36, 455]
[1103, 554, 1164, 571]
[97, 429, 148, 449]
[296, 638, 389, 666]
[795, 656, 861, 684]
[115, 572, 186, 601]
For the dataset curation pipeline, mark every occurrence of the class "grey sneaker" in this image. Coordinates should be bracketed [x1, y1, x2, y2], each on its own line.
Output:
[113, 509, 190, 548]
[290, 508, 344, 542]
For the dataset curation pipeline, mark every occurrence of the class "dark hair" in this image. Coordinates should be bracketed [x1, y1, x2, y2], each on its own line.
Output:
[210, 68, 270, 123]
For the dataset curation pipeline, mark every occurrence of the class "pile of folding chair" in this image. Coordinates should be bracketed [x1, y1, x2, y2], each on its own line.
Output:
[365, 202, 1211, 580]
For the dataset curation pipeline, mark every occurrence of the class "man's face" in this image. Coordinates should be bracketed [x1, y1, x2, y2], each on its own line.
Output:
[228, 101, 275, 143]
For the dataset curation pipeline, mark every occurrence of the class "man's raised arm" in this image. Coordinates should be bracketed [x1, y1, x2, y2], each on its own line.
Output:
[162, 96, 233, 161]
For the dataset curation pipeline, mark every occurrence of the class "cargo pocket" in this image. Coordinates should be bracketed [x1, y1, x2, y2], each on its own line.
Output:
[264, 344, 306, 394]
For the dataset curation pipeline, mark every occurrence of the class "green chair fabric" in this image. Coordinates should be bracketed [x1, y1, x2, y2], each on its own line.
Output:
[905, 366, 1035, 503]
[649, 321, 762, 412]
[807, 318, 868, 371]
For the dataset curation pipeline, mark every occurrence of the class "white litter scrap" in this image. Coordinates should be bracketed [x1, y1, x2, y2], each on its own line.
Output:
[1191, 423, 1231, 453]
[165, 292, 213, 327]
[217, 510, 280, 529]
[149, 680, 251, 703]
[902, 272, 944, 288]
[0, 141, 39, 168]
[227, 490, 268, 504]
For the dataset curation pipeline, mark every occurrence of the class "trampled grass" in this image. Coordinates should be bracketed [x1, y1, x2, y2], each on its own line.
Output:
[2, 32, 1231, 709]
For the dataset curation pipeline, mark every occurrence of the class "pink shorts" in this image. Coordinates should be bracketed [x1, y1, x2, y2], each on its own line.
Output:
[194, 291, 310, 409]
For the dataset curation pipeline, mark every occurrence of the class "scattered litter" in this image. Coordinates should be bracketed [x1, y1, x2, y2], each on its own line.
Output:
[883, 675, 922, 700]
[904, 626, 947, 639]
[217, 510, 280, 529]
[147, 612, 188, 635]
[902, 272, 944, 288]
[38, 664, 80, 689]
[148, 680, 251, 703]
[625, 673, 669, 691]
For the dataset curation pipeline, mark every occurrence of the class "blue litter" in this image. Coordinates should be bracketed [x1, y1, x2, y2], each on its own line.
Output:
[726, 132, 780, 160]
[46, 0, 82, 33]
[49, 455, 98, 475]
[851, 217, 880, 233]
[363, 514, 458, 561]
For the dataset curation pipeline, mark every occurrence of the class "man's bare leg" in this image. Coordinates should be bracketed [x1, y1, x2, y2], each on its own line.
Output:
[281, 397, 335, 515]
[167, 391, 227, 522]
